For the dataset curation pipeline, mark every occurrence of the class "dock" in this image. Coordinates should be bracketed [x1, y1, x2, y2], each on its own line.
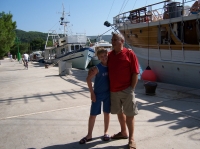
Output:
[0, 58, 200, 149]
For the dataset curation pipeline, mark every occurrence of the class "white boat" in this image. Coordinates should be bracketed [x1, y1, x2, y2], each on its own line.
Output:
[90, 40, 112, 66]
[109, 0, 200, 88]
[44, 4, 94, 69]
[30, 51, 44, 61]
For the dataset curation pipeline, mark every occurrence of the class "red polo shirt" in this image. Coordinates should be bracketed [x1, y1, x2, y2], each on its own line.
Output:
[108, 48, 139, 92]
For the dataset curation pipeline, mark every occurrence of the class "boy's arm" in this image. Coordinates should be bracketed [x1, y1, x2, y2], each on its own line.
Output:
[86, 67, 98, 102]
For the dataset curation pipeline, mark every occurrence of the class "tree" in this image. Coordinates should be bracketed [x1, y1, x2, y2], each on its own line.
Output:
[10, 43, 29, 57]
[0, 12, 16, 58]
[30, 38, 45, 51]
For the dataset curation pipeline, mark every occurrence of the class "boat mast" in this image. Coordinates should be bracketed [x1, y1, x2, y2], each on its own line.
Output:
[59, 3, 70, 37]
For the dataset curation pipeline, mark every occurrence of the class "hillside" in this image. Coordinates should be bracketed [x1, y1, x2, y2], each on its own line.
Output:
[15, 29, 48, 43]
[15, 29, 112, 43]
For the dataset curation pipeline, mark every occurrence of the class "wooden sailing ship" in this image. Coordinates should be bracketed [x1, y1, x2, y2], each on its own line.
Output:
[112, 0, 200, 88]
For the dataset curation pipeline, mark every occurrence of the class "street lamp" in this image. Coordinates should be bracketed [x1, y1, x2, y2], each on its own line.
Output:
[15, 37, 21, 61]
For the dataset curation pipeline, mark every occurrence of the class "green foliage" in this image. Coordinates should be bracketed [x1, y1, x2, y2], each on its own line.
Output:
[0, 12, 16, 58]
[15, 29, 49, 51]
[10, 43, 29, 56]
[15, 29, 48, 43]
[30, 38, 45, 51]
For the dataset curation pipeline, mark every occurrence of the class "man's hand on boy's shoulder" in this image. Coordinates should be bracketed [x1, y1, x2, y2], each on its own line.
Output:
[88, 66, 97, 76]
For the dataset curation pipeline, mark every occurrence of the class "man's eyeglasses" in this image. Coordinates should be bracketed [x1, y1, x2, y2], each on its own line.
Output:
[111, 39, 120, 42]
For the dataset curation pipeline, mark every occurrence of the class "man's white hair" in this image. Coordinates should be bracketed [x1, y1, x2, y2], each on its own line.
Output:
[112, 32, 125, 42]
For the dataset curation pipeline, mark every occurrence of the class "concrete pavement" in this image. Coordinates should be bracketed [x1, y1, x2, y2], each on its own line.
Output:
[0, 58, 200, 149]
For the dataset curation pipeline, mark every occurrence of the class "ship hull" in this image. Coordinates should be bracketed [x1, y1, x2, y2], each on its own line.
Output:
[53, 48, 95, 69]
[130, 46, 200, 88]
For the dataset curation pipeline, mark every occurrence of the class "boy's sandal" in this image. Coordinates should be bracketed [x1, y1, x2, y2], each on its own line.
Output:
[103, 134, 110, 141]
[79, 137, 92, 144]
[129, 141, 136, 149]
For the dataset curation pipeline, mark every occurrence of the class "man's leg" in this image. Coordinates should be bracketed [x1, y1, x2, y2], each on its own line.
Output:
[23, 59, 25, 66]
[117, 113, 128, 137]
[26, 61, 28, 69]
[103, 112, 110, 135]
[126, 116, 135, 143]
[110, 91, 128, 138]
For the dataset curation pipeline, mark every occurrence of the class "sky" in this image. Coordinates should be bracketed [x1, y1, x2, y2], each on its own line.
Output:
[0, 0, 194, 36]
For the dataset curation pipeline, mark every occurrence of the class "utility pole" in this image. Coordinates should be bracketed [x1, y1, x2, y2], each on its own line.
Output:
[15, 37, 21, 61]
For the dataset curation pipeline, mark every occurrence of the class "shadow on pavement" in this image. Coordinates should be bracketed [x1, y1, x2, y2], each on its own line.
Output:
[40, 137, 127, 149]
[136, 91, 200, 132]
[0, 89, 89, 105]
[31, 61, 45, 67]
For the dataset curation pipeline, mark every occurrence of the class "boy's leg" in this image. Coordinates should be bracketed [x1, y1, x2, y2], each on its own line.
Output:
[79, 115, 96, 144]
[102, 94, 111, 135]
[103, 112, 110, 135]
[86, 115, 96, 139]
[83, 97, 101, 140]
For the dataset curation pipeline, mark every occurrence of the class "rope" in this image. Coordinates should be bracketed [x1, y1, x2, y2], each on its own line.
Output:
[106, 0, 115, 21]
[145, 0, 148, 6]
[148, 18, 149, 66]
[119, 0, 127, 14]
[132, 0, 138, 10]
[196, 18, 200, 50]
[181, 14, 185, 61]
[94, 27, 118, 41]
[49, 21, 60, 31]
[120, 0, 130, 14]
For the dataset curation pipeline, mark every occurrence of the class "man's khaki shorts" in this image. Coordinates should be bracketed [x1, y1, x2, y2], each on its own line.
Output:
[110, 86, 138, 116]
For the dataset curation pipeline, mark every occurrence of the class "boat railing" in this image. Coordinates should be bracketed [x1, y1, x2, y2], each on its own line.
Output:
[113, 0, 197, 26]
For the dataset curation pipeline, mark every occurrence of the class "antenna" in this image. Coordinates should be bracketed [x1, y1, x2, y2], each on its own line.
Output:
[58, 3, 70, 36]
[68, 5, 70, 16]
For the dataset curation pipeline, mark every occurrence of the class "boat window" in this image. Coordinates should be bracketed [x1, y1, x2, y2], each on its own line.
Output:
[161, 27, 168, 44]
[52, 49, 56, 54]
[75, 45, 79, 50]
[71, 45, 74, 51]
[61, 48, 66, 54]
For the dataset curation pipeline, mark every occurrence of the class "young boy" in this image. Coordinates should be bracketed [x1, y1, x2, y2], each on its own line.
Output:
[79, 48, 110, 144]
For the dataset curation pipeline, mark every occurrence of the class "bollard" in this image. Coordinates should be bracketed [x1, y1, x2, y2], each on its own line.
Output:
[144, 81, 157, 95]
[45, 64, 49, 68]
[59, 61, 67, 76]
[66, 62, 72, 75]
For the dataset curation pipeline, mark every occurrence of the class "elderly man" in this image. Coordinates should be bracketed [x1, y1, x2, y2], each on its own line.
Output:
[108, 33, 139, 149]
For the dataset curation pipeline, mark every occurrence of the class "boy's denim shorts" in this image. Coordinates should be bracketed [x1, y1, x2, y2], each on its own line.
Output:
[90, 93, 110, 116]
